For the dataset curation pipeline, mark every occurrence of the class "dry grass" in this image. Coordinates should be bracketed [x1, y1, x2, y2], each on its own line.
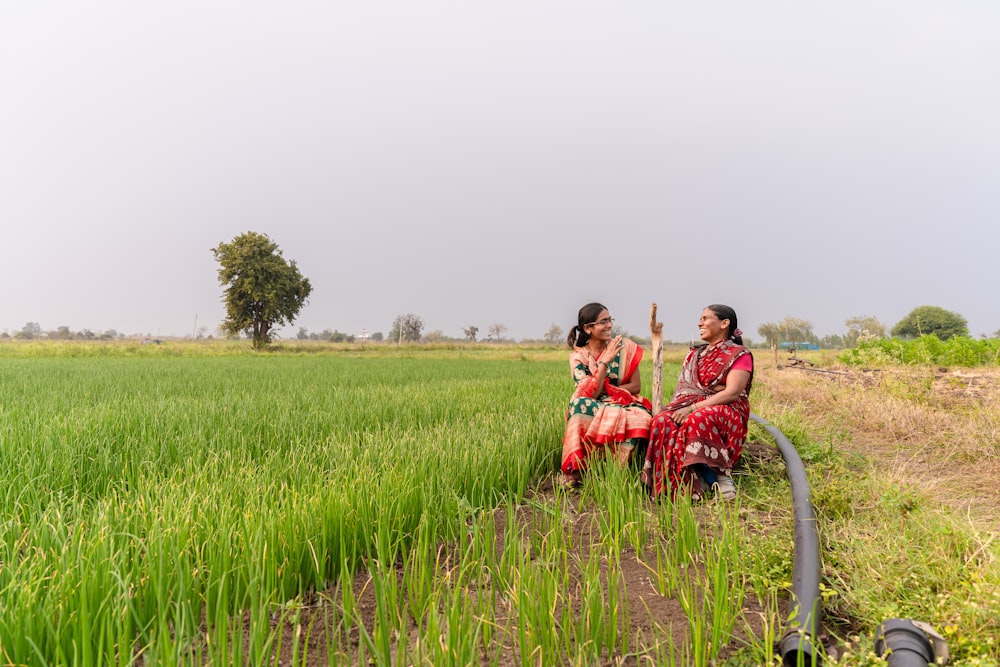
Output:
[753, 349, 1000, 533]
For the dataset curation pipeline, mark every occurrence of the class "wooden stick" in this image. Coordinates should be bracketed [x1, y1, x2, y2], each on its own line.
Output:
[649, 303, 664, 413]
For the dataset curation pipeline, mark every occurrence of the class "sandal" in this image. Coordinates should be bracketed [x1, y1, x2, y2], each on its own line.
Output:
[713, 473, 737, 501]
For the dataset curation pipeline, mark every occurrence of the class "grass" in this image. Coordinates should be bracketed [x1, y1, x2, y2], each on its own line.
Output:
[0, 347, 555, 663]
[0, 340, 997, 664]
[742, 351, 1000, 665]
[839, 334, 1000, 368]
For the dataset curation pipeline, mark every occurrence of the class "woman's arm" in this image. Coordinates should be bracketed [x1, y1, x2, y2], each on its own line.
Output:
[670, 369, 751, 423]
[588, 335, 625, 399]
[587, 360, 610, 398]
[618, 368, 641, 395]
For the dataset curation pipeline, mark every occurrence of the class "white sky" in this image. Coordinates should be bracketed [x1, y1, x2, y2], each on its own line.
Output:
[2, 2, 998, 342]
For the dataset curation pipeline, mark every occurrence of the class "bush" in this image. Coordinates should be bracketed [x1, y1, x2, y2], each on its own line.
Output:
[891, 305, 968, 340]
[839, 335, 1000, 367]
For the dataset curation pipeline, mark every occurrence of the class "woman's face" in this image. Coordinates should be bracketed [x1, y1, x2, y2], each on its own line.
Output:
[698, 308, 730, 344]
[586, 309, 614, 342]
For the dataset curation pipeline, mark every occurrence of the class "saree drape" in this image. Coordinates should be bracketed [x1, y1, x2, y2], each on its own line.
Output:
[644, 340, 753, 497]
[561, 338, 652, 476]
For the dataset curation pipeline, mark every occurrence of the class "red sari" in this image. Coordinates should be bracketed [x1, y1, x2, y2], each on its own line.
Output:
[644, 340, 753, 498]
[561, 338, 652, 476]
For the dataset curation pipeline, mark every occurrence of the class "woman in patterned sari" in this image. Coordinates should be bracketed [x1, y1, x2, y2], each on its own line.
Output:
[641, 304, 753, 501]
[560, 303, 652, 488]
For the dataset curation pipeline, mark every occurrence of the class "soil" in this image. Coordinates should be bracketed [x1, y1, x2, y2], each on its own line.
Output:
[206, 451, 783, 667]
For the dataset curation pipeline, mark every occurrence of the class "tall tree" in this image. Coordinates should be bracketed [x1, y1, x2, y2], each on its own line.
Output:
[757, 322, 780, 347]
[487, 323, 507, 342]
[845, 315, 886, 347]
[891, 306, 968, 340]
[780, 317, 816, 345]
[543, 323, 563, 344]
[212, 232, 312, 350]
[821, 333, 846, 348]
[757, 317, 816, 346]
[15, 322, 39, 340]
[463, 325, 479, 342]
[389, 314, 424, 343]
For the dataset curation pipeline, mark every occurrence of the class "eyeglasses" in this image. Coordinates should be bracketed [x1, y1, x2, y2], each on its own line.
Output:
[587, 317, 614, 327]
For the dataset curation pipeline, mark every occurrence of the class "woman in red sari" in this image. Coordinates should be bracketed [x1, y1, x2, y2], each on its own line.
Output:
[641, 304, 753, 501]
[560, 303, 652, 488]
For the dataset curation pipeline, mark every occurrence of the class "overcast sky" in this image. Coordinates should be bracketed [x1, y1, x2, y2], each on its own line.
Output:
[2, 2, 998, 343]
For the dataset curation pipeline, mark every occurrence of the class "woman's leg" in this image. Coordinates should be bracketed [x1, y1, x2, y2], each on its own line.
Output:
[689, 463, 717, 487]
[561, 397, 600, 477]
[613, 442, 634, 466]
[643, 411, 676, 494]
[676, 404, 746, 500]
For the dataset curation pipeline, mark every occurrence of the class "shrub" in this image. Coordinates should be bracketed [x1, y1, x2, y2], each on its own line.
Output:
[839, 335, 1000, 367]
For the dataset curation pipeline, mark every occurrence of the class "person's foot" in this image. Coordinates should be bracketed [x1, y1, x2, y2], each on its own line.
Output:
[639, 466, 653, 490]
[614, 446, 633, 466]
[558, 472, 581, 490]
[713, 473, 737, 501]
[688, 477, 709, 502]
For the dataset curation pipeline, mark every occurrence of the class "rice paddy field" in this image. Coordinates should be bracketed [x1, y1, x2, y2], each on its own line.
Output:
[1, 340, 997, 666]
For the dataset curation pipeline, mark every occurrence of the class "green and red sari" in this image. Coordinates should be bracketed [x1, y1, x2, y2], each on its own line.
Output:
[561, 338, 652, 477]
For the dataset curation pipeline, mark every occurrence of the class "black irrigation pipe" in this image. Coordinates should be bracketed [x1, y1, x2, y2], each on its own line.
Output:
[874, 618, 948, 666]
[749, 412, 822, 667]
[749, 413, 950, 666]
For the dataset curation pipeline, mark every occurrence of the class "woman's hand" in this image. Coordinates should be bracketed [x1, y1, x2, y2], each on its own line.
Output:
[591, 336, 623, 399]
[599, 336, 624, 366]
[671, 367, 752, 424]
[671, 403, 698, 424]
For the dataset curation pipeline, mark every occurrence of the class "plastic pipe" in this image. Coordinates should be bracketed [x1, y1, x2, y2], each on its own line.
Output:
[750, 413, 822, 666]
[874, 618, 946, 666]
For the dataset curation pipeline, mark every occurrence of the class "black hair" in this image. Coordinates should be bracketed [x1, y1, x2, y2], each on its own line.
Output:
[706, 304, 742, 345]
[567, 302, 607, 348]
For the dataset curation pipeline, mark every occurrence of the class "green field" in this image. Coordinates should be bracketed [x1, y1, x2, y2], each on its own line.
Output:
[1, 342, 996, 665]
[0, 346, 569, 663]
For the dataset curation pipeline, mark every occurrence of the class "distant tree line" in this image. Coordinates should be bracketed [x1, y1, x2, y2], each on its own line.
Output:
[755, 305, 982, 350]
[2, 322, 126, 341]
[12, 229, 994, 351]
[295, 327, 369, 343]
